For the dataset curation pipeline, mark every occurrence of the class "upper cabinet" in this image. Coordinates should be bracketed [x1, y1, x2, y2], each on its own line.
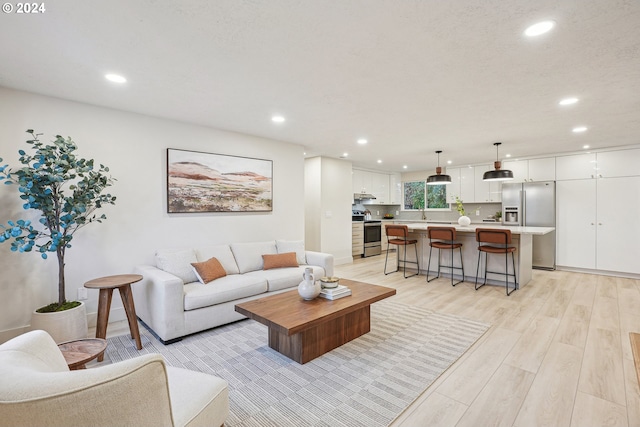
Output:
[446, 167, 461, 203]
[556, 150, 640, 180]
[353, 169, 399, 205]
[503, 157, 555, 182]
[371, 172, 389, 203]
[596, 149, 640, 178]
[460, 166, 475, 203]
[389, 173, 402, 204]
[474, 164, 501, 202]
[555, 153, 597, 180]
[447, 166, 475, 202]
[502, 160, 528, 182]
[528, 157, 556, 181]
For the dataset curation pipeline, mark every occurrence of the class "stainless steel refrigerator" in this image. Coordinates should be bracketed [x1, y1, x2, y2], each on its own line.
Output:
[501, 181, 556, 270]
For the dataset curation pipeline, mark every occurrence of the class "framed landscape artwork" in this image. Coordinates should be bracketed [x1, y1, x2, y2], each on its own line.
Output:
[167, 148, 273, 213]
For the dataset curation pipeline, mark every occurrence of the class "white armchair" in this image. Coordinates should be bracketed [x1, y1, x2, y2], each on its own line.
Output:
[0, 330, 229, 427]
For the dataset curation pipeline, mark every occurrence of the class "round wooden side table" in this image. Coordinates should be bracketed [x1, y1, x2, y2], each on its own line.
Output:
[58, 338, 107, 370]
[84, 274, 143, 362]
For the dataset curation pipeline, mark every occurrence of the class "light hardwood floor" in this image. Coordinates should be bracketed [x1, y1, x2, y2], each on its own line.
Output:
[333, 255, 640, 427]
[94, 255, 640, 426]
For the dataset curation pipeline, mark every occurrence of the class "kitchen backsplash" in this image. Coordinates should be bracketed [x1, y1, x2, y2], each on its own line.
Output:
[353, 202, 502, 223]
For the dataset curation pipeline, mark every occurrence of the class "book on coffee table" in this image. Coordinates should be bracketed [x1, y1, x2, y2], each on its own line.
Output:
[319, 284, 351, 300]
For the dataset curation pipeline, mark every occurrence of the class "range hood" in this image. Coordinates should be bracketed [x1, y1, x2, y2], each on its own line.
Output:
[353, 193, 376, 200]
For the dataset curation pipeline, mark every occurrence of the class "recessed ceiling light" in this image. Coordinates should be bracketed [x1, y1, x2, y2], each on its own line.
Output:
[377, 160, 382, 164]
[573, 126, 588, 133]
[271, 115, 285, 123]
[583, 145, 590, 149]
[403, 165, 408, 169]
[105, 73, 126, 83]
[506, 154, 512, 158]
[342, 152, 349, 157]
[357, 139, 368, 145]
[525, 20, 555, 37]
[559, 97, 579, 106]
[447, 160, 452, 164]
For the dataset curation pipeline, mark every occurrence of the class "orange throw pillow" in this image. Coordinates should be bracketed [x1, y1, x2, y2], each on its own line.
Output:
[263, 252, 299, 270]
[191, 257, 227, 284]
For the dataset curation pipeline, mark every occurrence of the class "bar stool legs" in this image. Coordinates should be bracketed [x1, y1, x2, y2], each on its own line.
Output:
[475, 250, 517, 295]
[474, 228, 517, 296]
[425, 226, 464, 286]
[426, 242, 464, 286]
[384, 224, 419, 278]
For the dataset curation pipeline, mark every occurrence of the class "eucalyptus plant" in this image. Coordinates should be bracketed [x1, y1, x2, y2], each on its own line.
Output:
[0, 130, 116, 311]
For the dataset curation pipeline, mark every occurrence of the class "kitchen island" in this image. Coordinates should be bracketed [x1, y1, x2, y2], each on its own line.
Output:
[389, 222, 554, 288]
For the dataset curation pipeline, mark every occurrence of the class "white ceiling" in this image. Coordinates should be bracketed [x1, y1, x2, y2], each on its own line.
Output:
[1, 0, 639, 173]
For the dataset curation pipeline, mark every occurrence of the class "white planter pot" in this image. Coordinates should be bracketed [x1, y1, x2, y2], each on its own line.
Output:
[458, 215, 471, 226]
[30, 301, 88, 344]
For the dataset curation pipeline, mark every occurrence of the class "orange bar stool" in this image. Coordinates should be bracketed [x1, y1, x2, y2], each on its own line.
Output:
[426, 226, 464, 286]
[384, 224, 419, 278]
[475, 228, 517, 296]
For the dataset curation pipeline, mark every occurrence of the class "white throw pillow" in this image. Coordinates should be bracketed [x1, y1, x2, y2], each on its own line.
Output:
[196, 245, 240, 275]
[230, 241, 277, 273]
[155, 249, 198, 284]
[276, 240, 307, 265]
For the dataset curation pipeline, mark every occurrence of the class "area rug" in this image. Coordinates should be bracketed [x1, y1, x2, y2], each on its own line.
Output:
[106, 301, 489, 426]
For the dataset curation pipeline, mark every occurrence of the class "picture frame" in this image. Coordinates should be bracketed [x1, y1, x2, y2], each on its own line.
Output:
[167, 148, 273, 213]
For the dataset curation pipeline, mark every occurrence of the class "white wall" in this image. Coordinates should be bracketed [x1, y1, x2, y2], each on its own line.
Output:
[0, 87, 306, 341]
[304, 157, 352, 265]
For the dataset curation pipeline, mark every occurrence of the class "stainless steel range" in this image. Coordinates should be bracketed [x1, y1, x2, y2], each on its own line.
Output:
[363, 220, 382, 257]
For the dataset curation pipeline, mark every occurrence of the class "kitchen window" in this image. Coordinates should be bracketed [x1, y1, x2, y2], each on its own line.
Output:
[403, 181, 449, 211]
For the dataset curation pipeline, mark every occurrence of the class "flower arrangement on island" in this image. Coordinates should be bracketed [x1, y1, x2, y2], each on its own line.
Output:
[455, 196, 465, 216]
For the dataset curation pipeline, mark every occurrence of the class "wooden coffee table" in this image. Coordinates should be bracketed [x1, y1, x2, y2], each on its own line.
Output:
[235, 279, 395, 364]
[58, 338, 108, 370]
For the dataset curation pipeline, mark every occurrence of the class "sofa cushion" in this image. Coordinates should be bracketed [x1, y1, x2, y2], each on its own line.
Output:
[230, 241, 277, 274]
[244, 265, 322, 292]
[276, 240, 307, 265]
[263, 252, 298, 270]
[191, 257, 227, 284]
[183, 275, 268, 311]
[195, 245, 240, 275]
[156, 249, 199, 284]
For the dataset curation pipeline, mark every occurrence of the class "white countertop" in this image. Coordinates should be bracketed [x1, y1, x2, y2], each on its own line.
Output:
[403, 223, 555, 236]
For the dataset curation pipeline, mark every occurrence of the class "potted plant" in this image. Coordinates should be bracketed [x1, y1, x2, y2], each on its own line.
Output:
[454, 196, 471, 226]
[0, 130, 116, 342]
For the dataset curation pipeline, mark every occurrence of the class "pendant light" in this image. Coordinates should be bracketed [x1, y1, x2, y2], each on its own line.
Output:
[426, 150, 451, 185]
[483, 142, 514, 181]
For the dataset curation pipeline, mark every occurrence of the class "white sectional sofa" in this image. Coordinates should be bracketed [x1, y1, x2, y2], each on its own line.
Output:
[132, 240, 334, 343]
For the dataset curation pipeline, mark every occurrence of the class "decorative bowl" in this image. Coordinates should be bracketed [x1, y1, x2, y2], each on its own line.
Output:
[320, 276, 340, 288]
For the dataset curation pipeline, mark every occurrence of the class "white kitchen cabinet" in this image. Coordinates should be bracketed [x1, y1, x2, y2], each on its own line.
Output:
[556, 176, 640, 274]
[446, 167, 461, 203]
[474, 165, 501, 202]
[555, 153, 597, 180]
[556, 180, 597, 269]
[527, 157, 556, 181]
[502, 160, 528, 182]
[389, 173, 402, 204]
[503, 158, 555, 182]
[352, 169, 369, 194]
[596, 149, 640, 178]
[595, 176, 640, 273]
[459, 166, 474, 203]
[371, 172, 389, 203]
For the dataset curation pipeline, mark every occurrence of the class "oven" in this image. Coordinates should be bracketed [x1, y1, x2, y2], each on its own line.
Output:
[363, 220, 382, 257]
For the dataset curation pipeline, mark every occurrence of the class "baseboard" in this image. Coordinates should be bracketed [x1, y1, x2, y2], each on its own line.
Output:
[556, 266, 640, 279]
